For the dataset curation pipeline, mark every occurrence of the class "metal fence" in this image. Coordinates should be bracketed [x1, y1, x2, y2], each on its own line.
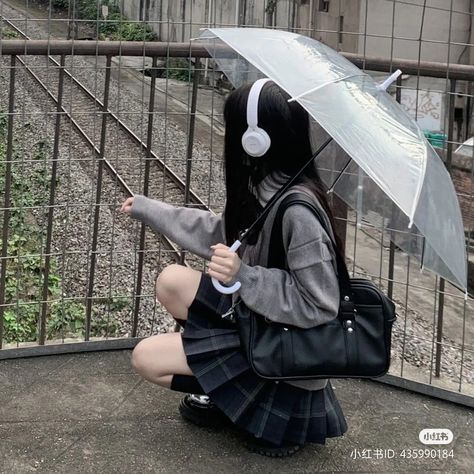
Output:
[0, 0, 473, 408]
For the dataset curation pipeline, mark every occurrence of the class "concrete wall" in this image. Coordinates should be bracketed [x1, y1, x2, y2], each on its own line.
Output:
[358, 0, 472, 64]
[307, 0, 360, 52]
[120, 0, 359, 52]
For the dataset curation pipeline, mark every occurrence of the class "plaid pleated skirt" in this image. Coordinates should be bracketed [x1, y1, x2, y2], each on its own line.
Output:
[181, 273, 348, 447]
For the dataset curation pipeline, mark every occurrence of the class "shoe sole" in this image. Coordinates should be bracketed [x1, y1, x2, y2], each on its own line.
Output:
[245, 441, 303, 458]
[178, 397, 231, 429]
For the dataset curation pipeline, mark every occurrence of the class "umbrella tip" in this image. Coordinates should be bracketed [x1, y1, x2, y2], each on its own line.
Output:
[376, 69, 403, 92]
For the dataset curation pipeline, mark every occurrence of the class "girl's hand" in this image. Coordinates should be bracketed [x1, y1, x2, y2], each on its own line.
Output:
[208, 243, 241, 284]
[120, 196, 134, 215]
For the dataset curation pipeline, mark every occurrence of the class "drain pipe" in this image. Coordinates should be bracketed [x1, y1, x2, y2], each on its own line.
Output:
[235, 0, 240, 26]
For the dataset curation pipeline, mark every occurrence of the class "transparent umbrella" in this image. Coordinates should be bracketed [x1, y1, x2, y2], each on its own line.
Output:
[197, 27, 467, 295]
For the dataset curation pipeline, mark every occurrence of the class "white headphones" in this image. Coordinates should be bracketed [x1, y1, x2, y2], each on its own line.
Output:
[241, 78, 272, 157]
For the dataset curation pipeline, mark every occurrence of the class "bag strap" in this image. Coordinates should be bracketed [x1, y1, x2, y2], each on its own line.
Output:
[268, 191, 355, 306]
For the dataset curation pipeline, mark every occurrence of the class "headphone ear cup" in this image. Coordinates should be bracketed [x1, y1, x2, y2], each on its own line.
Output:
[242, 126, 271, 157]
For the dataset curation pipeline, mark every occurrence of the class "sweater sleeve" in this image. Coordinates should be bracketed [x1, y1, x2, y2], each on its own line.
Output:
[234, 204, 340, 328]
[130, 194, 226, 260]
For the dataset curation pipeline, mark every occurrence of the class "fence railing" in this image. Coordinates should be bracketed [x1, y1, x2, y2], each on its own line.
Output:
[0, 40, 472, 408]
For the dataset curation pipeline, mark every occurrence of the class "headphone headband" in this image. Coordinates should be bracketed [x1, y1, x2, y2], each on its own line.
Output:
[242, 78, 272, 157]
[247, 78, 271, 128]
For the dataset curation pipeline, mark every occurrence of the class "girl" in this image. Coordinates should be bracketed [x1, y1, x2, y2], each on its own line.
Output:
[120, 80, 348, 457]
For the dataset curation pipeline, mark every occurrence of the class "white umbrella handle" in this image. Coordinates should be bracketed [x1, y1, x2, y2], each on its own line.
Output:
[211, 240, 242, 294]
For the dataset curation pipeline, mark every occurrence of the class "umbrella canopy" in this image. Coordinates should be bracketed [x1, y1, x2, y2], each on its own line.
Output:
[199, 27, 467, 293]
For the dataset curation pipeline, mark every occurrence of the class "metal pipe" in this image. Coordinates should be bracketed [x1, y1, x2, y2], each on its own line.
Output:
[184, 58, 201, 211]
[388, 74, 403, 300]
[0, 56, 17, 349]
[435, 78, 456, 376]
[181, 0, 186, 42]
[235, 0, 240, 26]
[309, 0, 314, 34]
[180, 57, 201, 265]
[204, 0, 213, 81]
[38, 55, 66, 345]
[85, 55, 113, 341]
[2, 40, 474, 81]
[132, 56, 159, 338]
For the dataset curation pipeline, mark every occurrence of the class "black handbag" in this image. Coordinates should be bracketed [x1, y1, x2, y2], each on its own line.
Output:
[236, 191, 397, 381]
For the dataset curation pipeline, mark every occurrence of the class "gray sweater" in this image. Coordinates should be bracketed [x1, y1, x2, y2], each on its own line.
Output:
[130, 184, 340, 391]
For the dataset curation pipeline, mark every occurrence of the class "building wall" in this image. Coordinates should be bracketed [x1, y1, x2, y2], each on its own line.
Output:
[120, 0, 472, 64]
[307, 0, 360, 52]
[354, 0, 473, 139]
[358, 0, 472, 64]
[120, 0, 359, 53]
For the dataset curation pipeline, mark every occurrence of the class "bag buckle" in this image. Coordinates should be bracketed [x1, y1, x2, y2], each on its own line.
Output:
[221, 298, 242, 322]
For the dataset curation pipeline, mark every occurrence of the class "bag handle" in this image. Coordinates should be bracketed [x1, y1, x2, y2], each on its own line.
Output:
[269, 192, 355, 306]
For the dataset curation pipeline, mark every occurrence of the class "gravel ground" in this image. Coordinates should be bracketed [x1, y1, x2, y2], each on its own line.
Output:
[0, 56, 178, 339]
[0, 1, 227, 341]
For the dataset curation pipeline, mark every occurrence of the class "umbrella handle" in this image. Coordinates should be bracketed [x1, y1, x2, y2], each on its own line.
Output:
[211, 240, 242, 294]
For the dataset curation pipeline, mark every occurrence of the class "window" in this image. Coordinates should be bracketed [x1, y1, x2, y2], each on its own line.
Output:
[319, 0, 330, 12]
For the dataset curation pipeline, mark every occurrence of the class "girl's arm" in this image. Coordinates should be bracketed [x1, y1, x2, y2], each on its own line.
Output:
[130, 194, 226, 260]
[234, 204, 340, 328]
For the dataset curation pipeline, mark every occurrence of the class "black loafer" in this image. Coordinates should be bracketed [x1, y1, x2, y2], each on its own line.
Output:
[178, 394, 231, 429]
[244, 435, 304, 457]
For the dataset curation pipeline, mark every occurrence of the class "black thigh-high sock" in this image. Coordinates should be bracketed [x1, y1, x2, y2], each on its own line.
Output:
[170, 374, 206, 395]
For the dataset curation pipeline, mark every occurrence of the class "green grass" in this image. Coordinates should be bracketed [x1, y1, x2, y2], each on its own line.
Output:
[164, 58, 194, 82]
[1, 27, 20, 39]
[43, 0, 157, 41]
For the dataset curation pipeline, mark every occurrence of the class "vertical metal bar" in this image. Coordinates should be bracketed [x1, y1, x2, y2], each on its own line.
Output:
[435, 278, 445, 377]
[435, 78, 456, 376]
[184, 59, 201, 206]
[387, 235, 396, 300]
[388, 74, 403, 300]
[0, 56, 17, 349]
[180, 57, 201, 265]
[158, 0, 163, 39]
[38, 55, 66, 345]
[132, 56, 159, 338]
[399, 255, 411, 376]
[85, 55, 112, 341]
[236, 0, 241, 26]
[465, 82, 472, 141]
[291, 0, 297, 31]
[189, 0, 194, 39]
[181, 0, 186, 42]
[287, 0, 291, 30]
[332, 195, 348, 256]
[445, 80, 456, 172]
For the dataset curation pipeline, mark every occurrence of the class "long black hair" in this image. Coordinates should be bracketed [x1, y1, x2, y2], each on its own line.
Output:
[222, 80, 344, 259]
